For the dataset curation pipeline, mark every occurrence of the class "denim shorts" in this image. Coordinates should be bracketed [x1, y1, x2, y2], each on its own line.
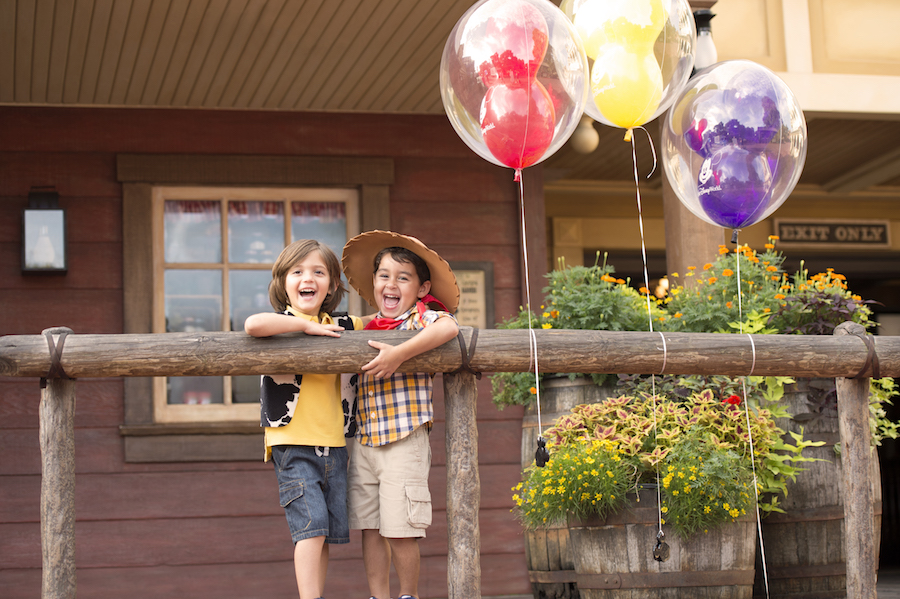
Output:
[271, 445, 350, 544]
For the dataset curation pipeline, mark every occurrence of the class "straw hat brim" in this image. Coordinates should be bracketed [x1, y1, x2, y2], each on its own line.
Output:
[342, 230, 459, 313]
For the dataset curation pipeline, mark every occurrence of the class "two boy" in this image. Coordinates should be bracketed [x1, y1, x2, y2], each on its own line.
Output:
[342, 231, 460, 599]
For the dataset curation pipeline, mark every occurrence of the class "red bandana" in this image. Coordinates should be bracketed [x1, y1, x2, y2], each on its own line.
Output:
[364, 294, 448, 331]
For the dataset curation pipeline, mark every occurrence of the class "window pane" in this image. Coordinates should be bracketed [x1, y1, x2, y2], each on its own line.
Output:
[292, 202, 346, 258]
[292, 202, 348, 311]
[168, 376, 224, 405]
[165, 201, 221, 263]
[230, 270, 272, 332]
[232, 375, 260, 405]
[229, 201, 285, 263]
[165, 270, 223, 332]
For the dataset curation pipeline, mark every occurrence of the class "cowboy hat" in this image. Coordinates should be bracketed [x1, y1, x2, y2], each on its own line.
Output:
[342, 230, 459, 313]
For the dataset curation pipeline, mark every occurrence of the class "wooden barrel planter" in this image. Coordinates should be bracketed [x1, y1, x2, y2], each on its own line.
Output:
[521, 376, 618, 599]
[568, 489, 756, 599]
[754, 378, 883, 599]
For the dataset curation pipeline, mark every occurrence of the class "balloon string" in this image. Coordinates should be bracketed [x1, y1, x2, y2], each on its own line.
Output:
[518, 171, 542, 435]
[630, 132, 664, 536]
[734, 235, 769, 599]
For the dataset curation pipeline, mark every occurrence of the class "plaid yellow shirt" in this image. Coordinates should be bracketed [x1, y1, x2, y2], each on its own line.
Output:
[356, 304, 456, 447]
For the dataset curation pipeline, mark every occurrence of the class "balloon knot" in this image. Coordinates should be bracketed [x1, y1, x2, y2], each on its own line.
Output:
[513, 168, 522, 182]
[624, 129, 633, 142]
[731, 229, 739, 244]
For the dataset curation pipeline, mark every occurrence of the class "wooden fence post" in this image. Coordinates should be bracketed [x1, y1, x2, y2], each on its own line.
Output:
[443, 370, 481, 599]
[40, 375, 77, 599]
[834, 322, 877, 599]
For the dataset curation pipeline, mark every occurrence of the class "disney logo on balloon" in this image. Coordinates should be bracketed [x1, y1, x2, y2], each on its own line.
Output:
[663, 60, 808, 232]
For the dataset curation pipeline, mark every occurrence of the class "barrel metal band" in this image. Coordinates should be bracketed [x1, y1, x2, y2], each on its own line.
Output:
[577, 569, 754, 589]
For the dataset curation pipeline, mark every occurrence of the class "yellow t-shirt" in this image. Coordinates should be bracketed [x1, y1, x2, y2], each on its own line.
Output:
[263, 310, 362, 460]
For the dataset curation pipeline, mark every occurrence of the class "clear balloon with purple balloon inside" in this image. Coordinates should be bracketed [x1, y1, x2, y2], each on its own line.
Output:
[662, 60, 807, 232]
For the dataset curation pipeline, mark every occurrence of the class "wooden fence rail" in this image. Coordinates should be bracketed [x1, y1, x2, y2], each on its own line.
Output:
[2, 323, 897, 599]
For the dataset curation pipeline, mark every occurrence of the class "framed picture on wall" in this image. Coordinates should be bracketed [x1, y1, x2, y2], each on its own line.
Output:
[450, 261, 494, 329]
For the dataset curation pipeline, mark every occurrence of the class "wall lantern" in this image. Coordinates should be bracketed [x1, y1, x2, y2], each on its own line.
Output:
[22, 187, 67, 273]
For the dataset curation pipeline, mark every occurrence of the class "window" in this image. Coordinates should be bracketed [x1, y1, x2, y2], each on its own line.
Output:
[118, 153, 392, 461]
[151, 186, 360, 424]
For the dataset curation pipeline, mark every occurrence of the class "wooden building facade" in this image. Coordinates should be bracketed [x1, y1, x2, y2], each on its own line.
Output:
[0, 106, 538, 598]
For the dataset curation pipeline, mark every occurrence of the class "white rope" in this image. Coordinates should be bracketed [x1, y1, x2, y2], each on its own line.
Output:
[734, 234, 769, 598]
[630, 132, 665, 538]
[518, 172, 542, 434]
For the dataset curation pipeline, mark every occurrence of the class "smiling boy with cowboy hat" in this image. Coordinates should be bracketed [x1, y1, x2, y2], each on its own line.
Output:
[342, 230, 459, 599]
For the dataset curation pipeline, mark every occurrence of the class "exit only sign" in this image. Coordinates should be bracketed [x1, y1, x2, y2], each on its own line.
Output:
[774, 219, 892, 248]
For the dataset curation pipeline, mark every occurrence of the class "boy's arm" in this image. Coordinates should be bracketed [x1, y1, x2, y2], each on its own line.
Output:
[362, 315, 459, 379]
[244, 312, 344, 338]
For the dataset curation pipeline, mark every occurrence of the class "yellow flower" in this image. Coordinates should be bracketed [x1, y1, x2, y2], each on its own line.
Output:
[542, 312, 550, 318]
[542, 323, 552, 329]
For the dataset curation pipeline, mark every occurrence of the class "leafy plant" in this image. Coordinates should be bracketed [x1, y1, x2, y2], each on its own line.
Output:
[512, 390, 821, 539]
[491, 254, 665, 408]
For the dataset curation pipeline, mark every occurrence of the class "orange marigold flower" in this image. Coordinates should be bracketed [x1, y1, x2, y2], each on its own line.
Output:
[722, 269, 734, 277]
[766, 265, 777, 272]
[764, 243, 774, 249]
[707, 277, 718, 284]
[726, 301, 733, 308]
[718, 246, 729, 255]
[769, 235, 780, 241]
[529, 387, 537, 395]
[774, 294, 786, 300]
[703, 263, 713, 270]
[639, 287, 649, 294]
[674, 312, 682, 318]
[763, 308, 771, 313]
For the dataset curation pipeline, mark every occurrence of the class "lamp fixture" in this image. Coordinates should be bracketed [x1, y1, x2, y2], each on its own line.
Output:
[570, 115, 600, 154]
[22, 186, 67, 273]
[692, 10, 718, 73]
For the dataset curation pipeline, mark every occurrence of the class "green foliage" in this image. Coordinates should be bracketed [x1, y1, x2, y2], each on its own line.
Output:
[662, 242, 786, 333]
[491, 254, 663, 409]
[766, 265, 876, 335]
[513, 389, 820, 539]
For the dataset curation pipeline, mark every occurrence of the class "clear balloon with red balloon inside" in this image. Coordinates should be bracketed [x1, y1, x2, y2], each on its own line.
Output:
[662, 60, 807, 236]
[440, 0, 589, 179]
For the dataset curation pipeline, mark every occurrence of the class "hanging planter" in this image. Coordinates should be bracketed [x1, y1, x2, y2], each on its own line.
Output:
[511, 390, 819, 599]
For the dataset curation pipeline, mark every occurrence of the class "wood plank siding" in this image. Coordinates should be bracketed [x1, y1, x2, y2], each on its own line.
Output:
[0, 106, 537, 598]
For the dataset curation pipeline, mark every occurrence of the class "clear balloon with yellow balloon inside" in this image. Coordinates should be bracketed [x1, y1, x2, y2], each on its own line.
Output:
[561, 0, 696, 141]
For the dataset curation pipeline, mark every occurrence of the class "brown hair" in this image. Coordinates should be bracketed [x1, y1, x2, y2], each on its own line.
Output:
[269, 239, 346, 314]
